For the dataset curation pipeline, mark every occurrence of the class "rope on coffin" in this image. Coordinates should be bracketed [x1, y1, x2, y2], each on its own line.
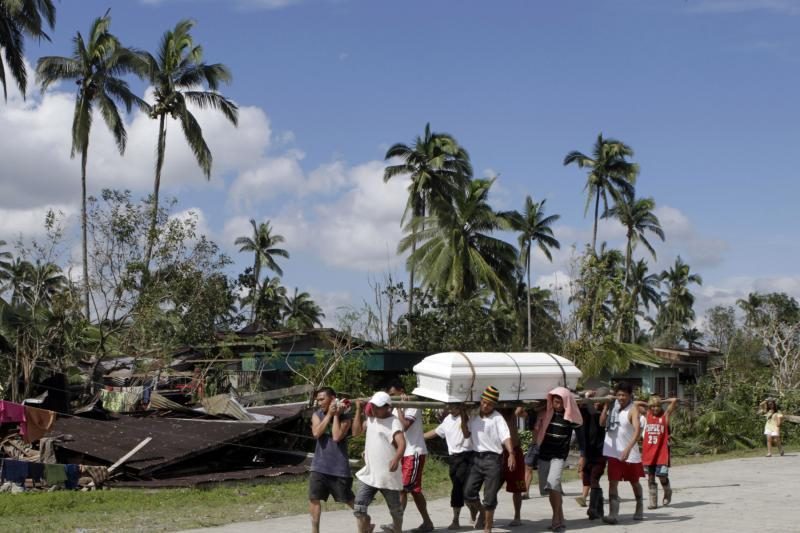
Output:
[502, 352, 524, 402]
[544, 352, 569, 388]
[455, 351, 478, 402]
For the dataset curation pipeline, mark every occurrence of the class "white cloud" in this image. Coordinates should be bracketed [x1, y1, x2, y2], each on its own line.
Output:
[0, 69, 274, 239]
[0, 205, 77, 244]
[695, 275, 800, 321]
[652, 206, 728, 269]
[227, 154, 306, 210]
[304, 288, 352, 327]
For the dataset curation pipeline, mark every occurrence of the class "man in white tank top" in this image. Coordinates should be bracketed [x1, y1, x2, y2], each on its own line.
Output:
[599, 381, 645, 524]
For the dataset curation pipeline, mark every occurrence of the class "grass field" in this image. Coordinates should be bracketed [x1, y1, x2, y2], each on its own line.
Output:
[0, 446, 794, 532]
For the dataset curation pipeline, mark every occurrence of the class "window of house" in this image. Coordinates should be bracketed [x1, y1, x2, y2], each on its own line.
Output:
[668, 377, 678, 398]
[654, 377, 666, 397]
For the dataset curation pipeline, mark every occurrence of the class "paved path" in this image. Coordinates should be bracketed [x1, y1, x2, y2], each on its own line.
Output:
[181, 453, 797, 532]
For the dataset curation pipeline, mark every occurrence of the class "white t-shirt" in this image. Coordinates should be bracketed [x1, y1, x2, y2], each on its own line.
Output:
[603, 401, 642, 463]
[394, 407, 428, 457]
[468, 410, 511, 454]
[435, 414, 472, 455]
[356, 415, 404, 490]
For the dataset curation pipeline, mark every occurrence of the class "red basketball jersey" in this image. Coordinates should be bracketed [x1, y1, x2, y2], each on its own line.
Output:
[642, 412, 671, 466]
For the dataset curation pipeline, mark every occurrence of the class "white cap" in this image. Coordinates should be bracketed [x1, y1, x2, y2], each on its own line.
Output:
[369, 391, 392, 407]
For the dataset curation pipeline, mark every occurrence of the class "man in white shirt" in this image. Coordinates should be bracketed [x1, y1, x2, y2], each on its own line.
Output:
[424, 404, 474, 530]
[352, 391, 406, 533]
[464, 386, 516, 533]
[388, 381, 434, 532]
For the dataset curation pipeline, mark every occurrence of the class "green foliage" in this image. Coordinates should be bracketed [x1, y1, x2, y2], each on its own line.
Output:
[142, 18, 238, 270]
[0, 0, 56, 100]
[399, 178, 518, 304]
[402, 293, 517, 353]
[565, 337, 655, 384]
[563, 134, 638, 253]
[291, 348, 371, 398]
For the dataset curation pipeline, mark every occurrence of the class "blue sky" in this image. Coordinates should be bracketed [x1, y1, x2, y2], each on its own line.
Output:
[1, 0, 798, 326]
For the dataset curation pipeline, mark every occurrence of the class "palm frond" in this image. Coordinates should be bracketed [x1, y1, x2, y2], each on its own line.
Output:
[177, 105, 212, 178]
[183, 90, 238, 125]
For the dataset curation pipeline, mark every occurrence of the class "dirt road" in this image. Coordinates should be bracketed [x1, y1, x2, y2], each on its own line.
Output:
[180, 453, 796, 532]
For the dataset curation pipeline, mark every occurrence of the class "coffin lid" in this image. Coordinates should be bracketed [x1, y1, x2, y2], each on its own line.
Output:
[411, 352, 582, 403]
[413, 352, 579, 376]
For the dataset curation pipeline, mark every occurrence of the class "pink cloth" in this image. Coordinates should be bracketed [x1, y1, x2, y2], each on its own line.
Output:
[535, 386, 583, 446]
[0, 400, 27, 437]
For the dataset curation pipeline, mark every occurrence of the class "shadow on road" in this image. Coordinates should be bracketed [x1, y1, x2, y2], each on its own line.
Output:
[663, 500, 721, 509]
[678, 483, 740, 490]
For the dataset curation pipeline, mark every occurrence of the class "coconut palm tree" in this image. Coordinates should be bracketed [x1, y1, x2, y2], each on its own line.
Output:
[384, 123, 472, 327]
[628, 259, 661, 341]
[505, 196, 560, 351]
[659, 256, 703, 328]
[36, 13, 146, 319]
[399, 178, 518, 303]
[4, 257, 32, 306]
[605, 194, 664, 285]
[737, 292, 763, 327]
[141, 19, 238, 273]
[563, 134, 639, 254]
[234, 219, 289, 322]
[0, 0, 56, 100]
[253, 276, 287, 330]
[283, 287, 325, 329]
[0, 239, 12, 293]
[681, 327, 703, 348]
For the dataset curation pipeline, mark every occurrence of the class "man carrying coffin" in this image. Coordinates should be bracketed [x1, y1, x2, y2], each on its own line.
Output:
[464, 386, 515, 533]
[424, 404, 474, 530]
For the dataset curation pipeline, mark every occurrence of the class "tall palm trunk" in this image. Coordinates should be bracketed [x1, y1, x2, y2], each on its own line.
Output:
[526, 251, 532, 352]
[407, 254, 414, 335]
[144, 114, 167, 276]
[250, 258, 260, 323]
[592, 189, 600, 255]
[81, 147, 90, 319]
[617, 232, 633, 342]
[406, 198, 425, 336]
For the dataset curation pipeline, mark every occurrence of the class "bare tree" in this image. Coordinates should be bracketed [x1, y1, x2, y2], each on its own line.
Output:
[753, 308, 800, 394]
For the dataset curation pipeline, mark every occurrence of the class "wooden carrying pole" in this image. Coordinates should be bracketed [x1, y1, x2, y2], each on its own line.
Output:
[369, 395, 623, 410]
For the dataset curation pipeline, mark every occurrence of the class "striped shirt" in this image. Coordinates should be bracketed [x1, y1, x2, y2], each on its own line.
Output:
[538, 411, 578, 460]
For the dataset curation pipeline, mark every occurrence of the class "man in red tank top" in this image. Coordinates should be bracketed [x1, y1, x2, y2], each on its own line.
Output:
[640, 396, 678, 509]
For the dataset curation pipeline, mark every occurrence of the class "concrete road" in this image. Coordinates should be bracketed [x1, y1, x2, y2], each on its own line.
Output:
[180, 453, 797, 532]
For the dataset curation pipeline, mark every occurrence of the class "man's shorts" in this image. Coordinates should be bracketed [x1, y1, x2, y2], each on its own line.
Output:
[464, 452, 503, 510]
[401, 453, 426, 493]
[646, 464, 669, 477]
[502, 446, 526, 493]
[581, 458, 607, 486]
[606, 457, 645, 482]
[524, 444, 539, 468]
[308, 471, 355, 503]
[537, 457, 566, 495]
[353, 480, 402, 520]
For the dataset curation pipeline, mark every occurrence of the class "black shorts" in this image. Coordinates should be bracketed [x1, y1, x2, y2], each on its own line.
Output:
[308, 471, 355, 503]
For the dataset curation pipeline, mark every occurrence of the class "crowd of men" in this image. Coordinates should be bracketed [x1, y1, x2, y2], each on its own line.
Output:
[308, 380, 678, 533]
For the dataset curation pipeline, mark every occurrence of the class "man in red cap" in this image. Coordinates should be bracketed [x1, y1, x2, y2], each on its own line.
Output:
[352, 391, 406, 533]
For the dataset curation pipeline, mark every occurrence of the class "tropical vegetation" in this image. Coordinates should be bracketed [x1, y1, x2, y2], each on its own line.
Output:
[0, 8, 797, 463]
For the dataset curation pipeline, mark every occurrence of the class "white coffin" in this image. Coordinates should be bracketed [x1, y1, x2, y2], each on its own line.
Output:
[412, 352, 582, 403]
